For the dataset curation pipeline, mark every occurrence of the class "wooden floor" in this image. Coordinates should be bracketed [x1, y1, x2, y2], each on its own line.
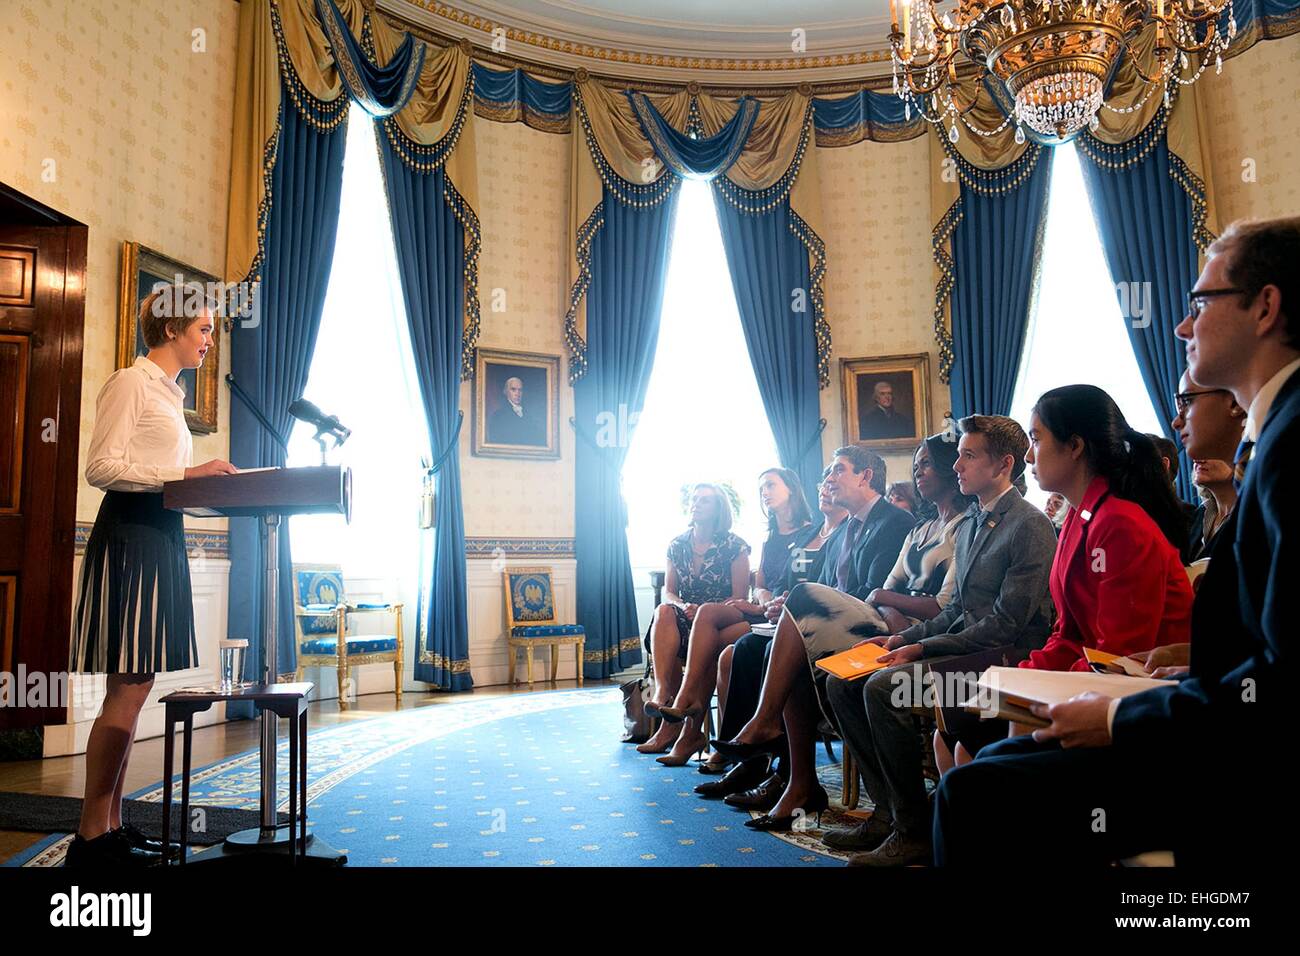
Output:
[0, 678, 609, 865]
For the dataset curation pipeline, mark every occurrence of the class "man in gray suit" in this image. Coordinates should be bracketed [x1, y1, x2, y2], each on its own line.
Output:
[823, 414, 1057, 866]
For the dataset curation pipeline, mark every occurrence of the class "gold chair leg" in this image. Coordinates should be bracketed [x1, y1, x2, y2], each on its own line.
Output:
[577, 640, 584, 687]
[508, 642, 517, 685]
[550, 643, 559, 683]
[526, 646, 534, 686]
[338, 660, 349, 711]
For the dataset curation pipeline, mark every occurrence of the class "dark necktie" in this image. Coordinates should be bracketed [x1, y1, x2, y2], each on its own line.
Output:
[835, 517, 863, 592]
[1233, 438, 1255, 492]
[967, 508, 988, 551]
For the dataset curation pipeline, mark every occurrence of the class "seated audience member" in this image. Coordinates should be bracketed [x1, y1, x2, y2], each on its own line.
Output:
[885, 480, 919, 516]
[867, 435, 974, 634]
[1150, 431, 1199, 540]
[1019, 385, 1193, 673]
[695, 473, 848, 794]
[932, 216, 1299, 868]
[638, 483, 750, 754]
[1171, 370, 1246, 564]
[820, 415, 1057, 866]
[652, 468, 815, 765]
[709, 446, 913, 831]
[1043, 492, 1068, 532]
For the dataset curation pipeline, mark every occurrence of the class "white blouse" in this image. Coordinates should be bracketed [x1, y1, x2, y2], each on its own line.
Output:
[85, 356, 193, 492]
[882, 511, 967, 610]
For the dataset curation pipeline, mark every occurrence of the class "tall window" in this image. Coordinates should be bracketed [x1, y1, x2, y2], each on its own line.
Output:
[288, 103, 427, 590]
[622, 179, 782, 575]
[1009, 141, 1163, 505]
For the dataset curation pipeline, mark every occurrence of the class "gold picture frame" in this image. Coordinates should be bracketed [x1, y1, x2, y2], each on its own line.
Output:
[472, 348, 561, 460]
[840, 353, 932, 452]
[116, 241, 220, 435]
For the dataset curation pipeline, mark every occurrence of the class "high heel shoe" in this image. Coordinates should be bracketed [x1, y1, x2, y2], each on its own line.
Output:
[710, 734, 785, 762]
[643, 700, 666, 720]
[656, 725, 708, 766]
[635, 731, 675, 754]
[743, 787, 830, 832]
[658, 703, 704, 725]
[696, 753, 733, 775]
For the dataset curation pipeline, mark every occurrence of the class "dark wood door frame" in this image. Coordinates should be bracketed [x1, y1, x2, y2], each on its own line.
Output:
[1, 183, 87, 730]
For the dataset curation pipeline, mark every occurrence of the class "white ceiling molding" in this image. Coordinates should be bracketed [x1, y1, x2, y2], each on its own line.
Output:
[381, 0, 900, 86]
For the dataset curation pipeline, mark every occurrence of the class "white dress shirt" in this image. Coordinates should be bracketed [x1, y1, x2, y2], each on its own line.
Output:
[1243, 356, 1300, 442]
[85, 356, 193, 492]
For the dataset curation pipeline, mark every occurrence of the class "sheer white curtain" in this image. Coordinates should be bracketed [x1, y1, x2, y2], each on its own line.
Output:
[1009, 141, 1163, 506]
[622, 179, 782, 579]
[288, 103, 426, 598]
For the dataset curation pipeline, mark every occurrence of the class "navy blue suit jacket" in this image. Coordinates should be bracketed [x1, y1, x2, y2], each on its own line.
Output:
[815, 497, 914, 602]
[1114, 366, 1299, 748]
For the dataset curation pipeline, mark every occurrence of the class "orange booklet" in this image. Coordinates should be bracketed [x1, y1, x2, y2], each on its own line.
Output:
[815, 643, 891, 680]
[1083, 647, 1150, 677]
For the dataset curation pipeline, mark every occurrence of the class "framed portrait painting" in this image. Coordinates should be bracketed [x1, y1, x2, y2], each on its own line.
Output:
[116, 241, 220, 434]
[472, 348, 561, 460]
[840, 353, 932, 451]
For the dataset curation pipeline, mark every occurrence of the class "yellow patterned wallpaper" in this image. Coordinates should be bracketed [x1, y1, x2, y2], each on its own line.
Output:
[459, 114, 575, 537]
[816, 133, 947, 483]
[1203, 31, 1300, 227]
[0, 0, 238, 527]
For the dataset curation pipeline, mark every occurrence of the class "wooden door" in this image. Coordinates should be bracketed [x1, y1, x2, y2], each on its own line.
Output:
[0, 220, 86, 729]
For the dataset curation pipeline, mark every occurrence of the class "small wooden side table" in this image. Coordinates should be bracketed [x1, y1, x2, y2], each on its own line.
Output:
[159, 682, 313, 864]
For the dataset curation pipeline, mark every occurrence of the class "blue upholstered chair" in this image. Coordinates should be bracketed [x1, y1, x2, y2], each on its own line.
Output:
[292, 564, 403, 710]
[503, 566, 584, 687]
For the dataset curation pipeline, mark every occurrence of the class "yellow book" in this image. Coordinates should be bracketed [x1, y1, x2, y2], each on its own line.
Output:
[815, 643, 891, 681]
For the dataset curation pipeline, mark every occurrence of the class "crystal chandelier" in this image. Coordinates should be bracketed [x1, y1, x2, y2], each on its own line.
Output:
[888, 0, 1237, 142]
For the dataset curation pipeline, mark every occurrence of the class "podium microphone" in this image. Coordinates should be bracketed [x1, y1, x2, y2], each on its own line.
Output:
[288, 398, 352, 444]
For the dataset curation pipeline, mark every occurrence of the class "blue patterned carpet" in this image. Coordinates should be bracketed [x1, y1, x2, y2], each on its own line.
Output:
[12, 688, 855, 867]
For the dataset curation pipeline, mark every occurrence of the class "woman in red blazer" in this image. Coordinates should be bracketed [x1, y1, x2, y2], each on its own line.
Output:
[1021, 384, 1193, 671]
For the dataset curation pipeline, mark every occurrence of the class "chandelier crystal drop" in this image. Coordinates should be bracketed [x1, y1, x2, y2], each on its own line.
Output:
[888, 0, 1237, 142]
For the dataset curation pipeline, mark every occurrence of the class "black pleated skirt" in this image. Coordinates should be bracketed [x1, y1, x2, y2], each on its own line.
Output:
[70, 491, 196, 674]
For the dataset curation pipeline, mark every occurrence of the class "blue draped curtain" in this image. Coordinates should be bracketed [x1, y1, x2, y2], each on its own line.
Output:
[574, 185, 681, 679]
[948, 145, 1054, 420]
[1076, 124, 1199, 501]
[625, 93, 828, 509]
[713, 195, 825, 507]
[376, 153, 473, 689]
[227, 97, 348, 711]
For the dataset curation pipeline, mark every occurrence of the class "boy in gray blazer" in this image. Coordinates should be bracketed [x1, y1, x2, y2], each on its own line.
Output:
[824, 415, 1057, 866]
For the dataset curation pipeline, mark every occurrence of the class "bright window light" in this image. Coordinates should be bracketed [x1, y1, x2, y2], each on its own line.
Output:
[622, 179, 783, 576]
[1009, 141, 1163, 506]
[288, 103, 427, 590]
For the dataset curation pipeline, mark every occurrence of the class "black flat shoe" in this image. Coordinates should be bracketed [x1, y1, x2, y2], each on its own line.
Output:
[742, 787, 830, 832]
[724, 771, 786, 812]
[64, 830, 162, 868]
[709, 735, 785, 762]
[118, 824, 182, 862]
[695, 755, 770, 798]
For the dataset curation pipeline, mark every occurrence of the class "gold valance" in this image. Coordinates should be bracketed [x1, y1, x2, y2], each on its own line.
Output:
[565, 78, 829, 385]
[225, 0, 478, 290]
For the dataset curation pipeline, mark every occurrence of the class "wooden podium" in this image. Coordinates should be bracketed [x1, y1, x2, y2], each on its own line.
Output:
[164, 465, 351, 862]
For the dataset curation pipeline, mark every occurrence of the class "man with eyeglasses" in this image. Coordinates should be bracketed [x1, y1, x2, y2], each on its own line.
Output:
[933, 216, 1300, 867]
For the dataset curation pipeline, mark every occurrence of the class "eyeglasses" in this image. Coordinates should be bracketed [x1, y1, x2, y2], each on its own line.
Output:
[1186, 287, 1245, 319]
[1174, 388, 1231, 414]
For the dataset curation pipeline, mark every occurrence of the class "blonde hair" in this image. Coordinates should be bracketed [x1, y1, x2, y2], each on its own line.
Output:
[689, 482, 733, 535]
[138, 282, 215, 349]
